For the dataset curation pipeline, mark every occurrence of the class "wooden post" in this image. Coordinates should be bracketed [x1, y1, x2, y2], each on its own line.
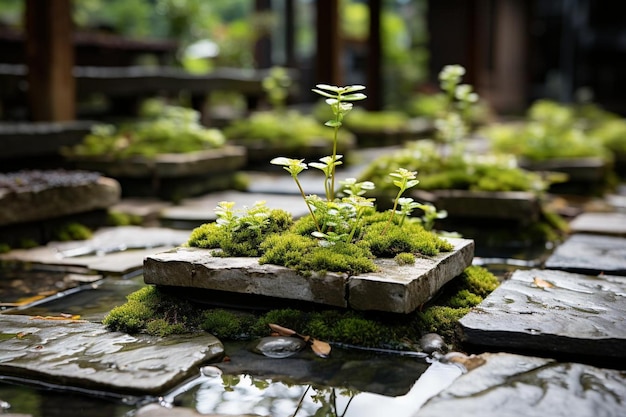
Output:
[254, 0, 272, 68]
[25, 0, 75, 121]
[366, 0, 382, 110]
[315, 0, 342, 86]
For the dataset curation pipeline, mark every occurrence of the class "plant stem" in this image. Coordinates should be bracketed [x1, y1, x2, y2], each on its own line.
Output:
[382, 188, 403, 235]
[329, 119, 339, 202]
[294, 177, 321, 233]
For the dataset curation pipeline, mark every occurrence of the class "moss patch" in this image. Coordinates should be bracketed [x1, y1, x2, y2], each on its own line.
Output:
[104, 266, 499, 350]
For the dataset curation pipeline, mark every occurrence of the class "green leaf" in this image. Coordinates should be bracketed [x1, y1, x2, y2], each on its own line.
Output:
[325, 120, 342, 128]
[312, 89, 337, 99]
[342, 93, 367, 101]
[343, 85, 366, 93]
[315, 84, 342, 92]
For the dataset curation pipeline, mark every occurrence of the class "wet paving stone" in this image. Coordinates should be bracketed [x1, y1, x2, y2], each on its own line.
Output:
[415, 352, 626, 417]
[0, 314, 224, 396]
[0, 226, 190, 275]
[544, 233, 626, 276]
[568, 212, 626, 236]
[459, 269, 626, 362]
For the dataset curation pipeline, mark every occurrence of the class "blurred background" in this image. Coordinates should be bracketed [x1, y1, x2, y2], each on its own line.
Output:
[1, 0, 624, 123]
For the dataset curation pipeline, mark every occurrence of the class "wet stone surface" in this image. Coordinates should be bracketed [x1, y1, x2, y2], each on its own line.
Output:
[0, 175, 120, 226]
[0, 314, 224, 396]
[143, 238, 474, 313]
[459, 269, 626, 361]
[544, 233, 626, 276]
[415, 352, 626, 417]
[568, 212, 626, 236]
[0, 226, 190, 275]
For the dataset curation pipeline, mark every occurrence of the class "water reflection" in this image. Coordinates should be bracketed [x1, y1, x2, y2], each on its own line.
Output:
[166, 361, 462, 417]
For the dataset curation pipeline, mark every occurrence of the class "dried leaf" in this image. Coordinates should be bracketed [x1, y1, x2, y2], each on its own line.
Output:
[310, 338, 331, 358]
[533, 277, 554, 289]
[30, 315, 83, 321]
[268, 323, 296, 337]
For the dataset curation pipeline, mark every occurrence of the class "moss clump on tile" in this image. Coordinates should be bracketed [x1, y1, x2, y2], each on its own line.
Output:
[104, 266, 499, 350]
[52, 222, 93, 241]
[107, 211, 143, 226]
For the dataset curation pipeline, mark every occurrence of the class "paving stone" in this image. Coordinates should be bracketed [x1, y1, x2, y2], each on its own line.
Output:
[459, 269, 626, 361]
[136, 404, 257, 417]
[544, 233, 626, 275]
[0, 176, 120, 227]
[143, 238, 474, 313]
[415, 352, 626, 417]
[159, 191, 312, 225]
[0, 314, 223, 396]
[0, 226, 189, 275]
[568, 212, 626, 236]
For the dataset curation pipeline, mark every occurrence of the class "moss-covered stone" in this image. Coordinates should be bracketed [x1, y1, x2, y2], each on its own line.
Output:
[103, 266, 499, 350]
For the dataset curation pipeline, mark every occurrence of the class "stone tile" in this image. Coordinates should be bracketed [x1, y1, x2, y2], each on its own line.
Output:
[544, 233, 626, 275]
[0, 314, 223, 396]
[459, 269, 626, 361]
[0, 176, 120, 227]
[348, 238, 475, 313]
[159, 191, 312, 224]
[415, 352, 626, 417]
[0, 226, 189, 275]
[568, 212, 626, 236]
[143, 238, 474, 313]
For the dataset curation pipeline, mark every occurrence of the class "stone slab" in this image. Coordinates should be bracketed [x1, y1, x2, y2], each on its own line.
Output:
[143, 237, 474, 313]
[0, 176, 120, 227]
[68, 146, 246, 178]
[159, 191, 312, 224]
[459, 269, 626, 360]
[0, 314, 223, 396]
[415, 352, 626, 417]
[568, 212, 626, 236]
[411, 189, 541, 222]
[520, 157, 609, 182]
[143, 247, 349, 308]
[544, 233, 626, 275]
[348, 238, 475, 313]
[0, 226, 190, 275]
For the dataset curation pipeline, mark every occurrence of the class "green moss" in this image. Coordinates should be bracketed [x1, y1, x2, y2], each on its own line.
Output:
[18, 238, 38, 249]
[224, 110, 352, 147]
[63, 102, 225, 159]
[0, 243, 11, 254]
[416, 306, 470, 342]
[53, 223, 92, 241]
[107, 211, 143, 226]
[104, 266, 500, 350]
[359, 140, 550, 193]
[394, 252, 415, 265]
[201, 309, 251, 339]
[362, 220, 453, 257]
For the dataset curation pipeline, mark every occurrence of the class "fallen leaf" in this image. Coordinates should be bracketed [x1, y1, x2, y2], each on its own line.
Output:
[30, 315, 84, 321]
[310, 339, 331, 358]
[533, 277, 554, 289]
[268, 323, 297, 337]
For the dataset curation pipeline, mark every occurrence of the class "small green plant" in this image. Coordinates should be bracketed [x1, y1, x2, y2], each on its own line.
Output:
[188, 83, 453, 274]
[262, 66, 292, 111]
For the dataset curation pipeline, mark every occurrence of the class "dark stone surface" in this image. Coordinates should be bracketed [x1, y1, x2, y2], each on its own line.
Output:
[459, 269, 626, 361]
[0, 314, 223, 396]
[544, 233, 626, 275]
[415, 353, 626, 417]
[568, 212, 626, 236]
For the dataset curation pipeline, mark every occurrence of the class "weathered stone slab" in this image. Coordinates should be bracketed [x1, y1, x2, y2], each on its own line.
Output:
[0, 226, 189, 275]
[459, 269, 626, 360]
[544, 233, 626, 275]
[143, 247, 349, 307]
[415, 352, 626, 417]
[0, 176, 120, 226]
[159, 191, 312, 225]
[0, 314, 223, 395]
[568, 212, 626, 236]
[348, 238, 475, 313]
[520, 157, 609, 183]
[143, 237, 474, 313]
[411, 189, 541, 222]
[68, 146, 246, 178]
